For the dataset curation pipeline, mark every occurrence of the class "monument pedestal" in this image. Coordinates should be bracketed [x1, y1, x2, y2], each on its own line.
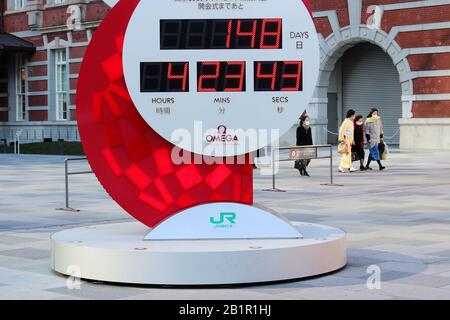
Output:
[51, 221, 346, 285]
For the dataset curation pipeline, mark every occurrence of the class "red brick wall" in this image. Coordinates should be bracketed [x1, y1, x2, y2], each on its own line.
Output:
[29, 110, 48, 121]
[408, 53, 450, 71]
[310, 0, 349, 28]
[412, 101, 450, 118]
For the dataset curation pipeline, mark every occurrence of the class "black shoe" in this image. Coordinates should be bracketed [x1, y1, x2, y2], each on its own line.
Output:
[365, 166, 373, 170]
[379, 166, 386, 171]
[303, 169, 310, 177]
[360, 166, 366, 171]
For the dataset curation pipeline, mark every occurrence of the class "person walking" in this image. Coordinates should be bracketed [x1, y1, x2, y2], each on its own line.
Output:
[338, 109, 357, 173]
[365, 107, 386, 171]
[353, 115, 367, 171]
[295, 112, 313, 176]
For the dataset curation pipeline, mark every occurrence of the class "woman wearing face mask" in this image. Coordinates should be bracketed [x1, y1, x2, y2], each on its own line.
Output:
[295, 112, 313, 176]
[353, 115, 367, 171]
[365, 107, 386, 171]
[338, 109, 357, 173]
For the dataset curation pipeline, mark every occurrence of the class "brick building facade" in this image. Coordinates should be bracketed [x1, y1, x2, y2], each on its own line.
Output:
[0, 0, 449, 149]
[0, 0, 109, 143]
[305, 0, 450, 150]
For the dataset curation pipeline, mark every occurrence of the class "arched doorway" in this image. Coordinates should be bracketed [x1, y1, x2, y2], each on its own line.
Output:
[327, 42, 402, 144]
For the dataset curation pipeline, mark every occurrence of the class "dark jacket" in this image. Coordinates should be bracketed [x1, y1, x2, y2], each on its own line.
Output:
[296, 125, 313, 146]
[354, 123, 365, 149]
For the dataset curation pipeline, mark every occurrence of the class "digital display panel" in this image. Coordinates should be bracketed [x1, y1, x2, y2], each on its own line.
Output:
[140, 62, 189, 92]
[123, 0, 321, 157]
[197, 61, 246, 92]
[160, 19, 282, 50]
[254, 61, 303, 91]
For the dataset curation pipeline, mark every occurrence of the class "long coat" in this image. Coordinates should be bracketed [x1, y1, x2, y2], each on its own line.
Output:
[296, 125, 313, 146]
[365, 117, 384, 148]
[338, 118, 354, 169]
[338, 118, 354, 145]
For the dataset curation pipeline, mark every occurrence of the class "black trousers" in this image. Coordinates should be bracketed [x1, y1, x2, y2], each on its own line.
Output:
[352, 146, 365, 161]
[295, 159, 311, 169]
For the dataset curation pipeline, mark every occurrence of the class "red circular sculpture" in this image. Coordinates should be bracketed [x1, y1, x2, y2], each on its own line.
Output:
[77, 0, 312, 228]
[76, 0, 254, 228]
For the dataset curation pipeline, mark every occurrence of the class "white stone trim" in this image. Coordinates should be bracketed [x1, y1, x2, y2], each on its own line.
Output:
[70, 41, 90, 48]
[309, 98, 329, 104]
[382, 0, 450, 11]
[402, 94, 450, 101]
[28, 76, 48, 82]
[27, 106, 49, 111]
[388, 22, 450, 45]
[47, 37, 69, 50]
[347, 0, 362, 38]
[27, 61, 47, 67]
[86, 29, 93, 42]
[11, 30, 42, 38]
[407, 46, 450, 55]
[27, 91, 48, 96]
[403, 70, 450, 81]
[399, 118, 450, 125]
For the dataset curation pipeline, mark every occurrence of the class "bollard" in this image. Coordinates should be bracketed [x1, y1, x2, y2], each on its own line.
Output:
[58, 139, 65, 155]
[1, 139, 6, 153]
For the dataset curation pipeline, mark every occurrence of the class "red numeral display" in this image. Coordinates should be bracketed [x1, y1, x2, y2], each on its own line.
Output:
[236, 20, 258, 48]
[256, 62, 278, 91]
[167, 62, 188, 92]
[141, 62, 189, 92]
[260, 19, 282, 49]
[254, 61, 303, 92]
[161, 19, 282, 50]
[197, 61, 246, 92]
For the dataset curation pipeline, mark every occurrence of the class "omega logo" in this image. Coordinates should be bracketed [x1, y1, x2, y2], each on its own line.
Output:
[206, 125, 239, 143]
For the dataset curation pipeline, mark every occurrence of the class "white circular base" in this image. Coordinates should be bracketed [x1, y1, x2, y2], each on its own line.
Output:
[51, 222, 347, 285]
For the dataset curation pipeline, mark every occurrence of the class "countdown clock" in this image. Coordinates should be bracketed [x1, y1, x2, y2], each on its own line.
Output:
[54, 0, 347, 285]
[77, 0, 318, 228]
[123, 0, 320, 157]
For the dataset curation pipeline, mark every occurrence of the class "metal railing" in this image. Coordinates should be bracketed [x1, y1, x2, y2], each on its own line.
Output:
[56, 157, 93, 212]
[263, 144, 343, 192]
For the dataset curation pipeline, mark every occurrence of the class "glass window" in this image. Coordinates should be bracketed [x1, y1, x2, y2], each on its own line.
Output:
[16, 55, 26, 122]
[14, 0, 26, 10]
[55, 49, 69, 121]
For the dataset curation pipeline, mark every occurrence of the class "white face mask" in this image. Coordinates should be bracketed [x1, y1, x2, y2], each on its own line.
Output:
[357, 121, 363, 126]
[304, 121, 310, 126]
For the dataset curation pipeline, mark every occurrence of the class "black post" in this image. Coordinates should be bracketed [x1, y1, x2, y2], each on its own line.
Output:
[58, 139, 65, 155]
[1, 139, 6, 153]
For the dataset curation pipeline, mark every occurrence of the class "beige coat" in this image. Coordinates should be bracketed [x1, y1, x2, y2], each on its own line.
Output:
[339, 118, 354, 146]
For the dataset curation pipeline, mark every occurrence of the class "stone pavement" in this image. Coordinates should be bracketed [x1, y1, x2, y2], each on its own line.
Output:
[0, 149, 449, 300]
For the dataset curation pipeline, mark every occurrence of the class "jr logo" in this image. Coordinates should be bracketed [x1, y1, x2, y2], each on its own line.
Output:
[210, 212, 237, 227]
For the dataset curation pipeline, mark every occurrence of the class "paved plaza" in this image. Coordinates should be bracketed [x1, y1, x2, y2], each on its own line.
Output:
[0, 148, 450, 300]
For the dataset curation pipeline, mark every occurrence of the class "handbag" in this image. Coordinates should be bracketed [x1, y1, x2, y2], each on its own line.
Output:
[337, 142, 348, 154]
[351, 151, 360, 162]
[381, 143, 389, 161]
[378, 141, 386, 154]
